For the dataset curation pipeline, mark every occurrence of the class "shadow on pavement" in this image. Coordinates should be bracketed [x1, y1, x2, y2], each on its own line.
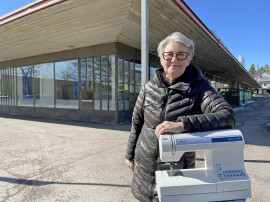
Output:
[0, 177, 131, 188]
[0, 113, 131, 132]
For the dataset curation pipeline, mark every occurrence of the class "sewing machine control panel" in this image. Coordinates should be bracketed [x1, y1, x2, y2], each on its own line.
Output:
[218, 169, 247, 181]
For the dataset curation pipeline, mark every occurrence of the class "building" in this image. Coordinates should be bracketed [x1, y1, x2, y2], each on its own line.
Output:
[254, 71, 270, 90]
[238, 55, 245, 68]
[0, 0, 260, 124]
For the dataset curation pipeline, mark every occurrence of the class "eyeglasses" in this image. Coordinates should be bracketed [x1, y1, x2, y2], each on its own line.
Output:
[162, 52, 189, 60]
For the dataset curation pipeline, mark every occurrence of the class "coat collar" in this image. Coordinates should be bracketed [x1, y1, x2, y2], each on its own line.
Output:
[153, 64, 204, 91]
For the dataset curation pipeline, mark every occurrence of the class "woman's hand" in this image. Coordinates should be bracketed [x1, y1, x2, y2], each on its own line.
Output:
[155, 121, 184, 138]
[125, 159, 134, 171]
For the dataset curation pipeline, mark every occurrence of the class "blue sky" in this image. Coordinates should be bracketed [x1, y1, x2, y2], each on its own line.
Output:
[0, 0, 34, 16]
[1, 0, 269, 71]
[184, 0, 270, 71]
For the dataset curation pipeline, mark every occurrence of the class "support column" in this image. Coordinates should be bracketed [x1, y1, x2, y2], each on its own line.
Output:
[141, 0, 149, 86]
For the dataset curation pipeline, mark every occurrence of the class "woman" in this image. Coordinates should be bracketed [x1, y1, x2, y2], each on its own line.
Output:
[125, 32, 235, 201]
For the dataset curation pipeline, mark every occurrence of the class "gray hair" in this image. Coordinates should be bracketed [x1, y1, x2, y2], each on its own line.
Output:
[157, 32, 195, 57]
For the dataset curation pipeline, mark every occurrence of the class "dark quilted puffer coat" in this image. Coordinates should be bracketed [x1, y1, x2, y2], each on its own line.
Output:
[126, 64, 235, 202]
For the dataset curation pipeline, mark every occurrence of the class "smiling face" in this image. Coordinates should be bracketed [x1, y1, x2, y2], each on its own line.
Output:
[160, 41, 193, 83]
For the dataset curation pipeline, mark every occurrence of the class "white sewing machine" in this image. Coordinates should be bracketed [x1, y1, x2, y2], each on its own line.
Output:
[155, 129, 251, 202]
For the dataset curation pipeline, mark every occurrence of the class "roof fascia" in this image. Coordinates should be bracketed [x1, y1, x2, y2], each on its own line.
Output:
[0, 0, 66, 26]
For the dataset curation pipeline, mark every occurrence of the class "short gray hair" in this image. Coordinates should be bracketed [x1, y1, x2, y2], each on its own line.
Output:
[157, 32, 195, 57]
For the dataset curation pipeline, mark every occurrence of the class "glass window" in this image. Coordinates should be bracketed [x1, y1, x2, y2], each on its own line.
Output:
[118, 58, 124, 111]
[101, 56, 108, 110]
[80, 55, 115, 111]
[4, 68, 16, 106]
[80, 58, 94, 110]
[2, 68, 8, 106]
[11, 68, 16, 106]
[129, 59, 135, 110]
[0, 69, 3, 106]
[17, 66, 34, 107]
[124, 59, 129, 110]
[5, 68, 10, 106]
[0, 69, 2, 105]
[210, 80, 216, 89]
[34, 63, 54, 108]
[94, 57, 101, 110]
[135, 61, 141, 95]
[87, 57, 94, 93]
[109, 55, 116, 111]
[55, 60, 79, 109]
[150, 66, 157, 80]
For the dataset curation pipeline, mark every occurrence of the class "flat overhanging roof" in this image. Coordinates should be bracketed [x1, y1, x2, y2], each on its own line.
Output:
[0, 0, 260, 88]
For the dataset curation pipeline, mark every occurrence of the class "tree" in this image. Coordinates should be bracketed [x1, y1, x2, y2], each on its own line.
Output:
[249, 64, 256, 75]
[264, 64, 269, 72]
[258, 66, 265, 72]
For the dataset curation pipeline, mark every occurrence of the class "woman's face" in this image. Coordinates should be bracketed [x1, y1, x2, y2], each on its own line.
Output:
[160, 41, 193, 82]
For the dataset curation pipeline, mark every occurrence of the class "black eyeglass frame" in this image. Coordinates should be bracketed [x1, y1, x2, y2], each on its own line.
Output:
[162, 52, 190, 61]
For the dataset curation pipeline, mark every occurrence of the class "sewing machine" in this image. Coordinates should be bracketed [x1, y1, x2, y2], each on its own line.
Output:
[155, 129, 251, 202]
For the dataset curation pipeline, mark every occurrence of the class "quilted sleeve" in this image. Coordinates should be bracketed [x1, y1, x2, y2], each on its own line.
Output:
[177, 79, 235, 132]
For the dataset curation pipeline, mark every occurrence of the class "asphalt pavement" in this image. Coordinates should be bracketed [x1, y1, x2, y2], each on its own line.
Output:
[0, 97, 269, 202]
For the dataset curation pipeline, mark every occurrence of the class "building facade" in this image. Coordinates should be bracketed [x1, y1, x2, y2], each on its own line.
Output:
[254, 71, 270, 89]
[0, 0, 260, 124]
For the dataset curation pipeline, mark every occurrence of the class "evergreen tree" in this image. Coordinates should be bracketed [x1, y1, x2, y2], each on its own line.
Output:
[258, 66, 265, 72]
[249, 64, 256, 75]
[264, 64, 269, 72]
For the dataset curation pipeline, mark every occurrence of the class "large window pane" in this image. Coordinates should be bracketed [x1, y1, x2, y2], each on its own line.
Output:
[2, 68, 8, 106]
[135, 61, 141, 95]
[10, 68, 16, 106]
[129, 60, 135, 110]
[17, 66, 34, 107]
[80, 58, 93, 110]
[109, 55, 116, 111]
[101, 56, 108, 110]
[55, 60, 79, 109]
[118, 58, 124, 111]
[124, 59, 129, 110]
[0, 69, 2, 105]
[94, 57, 101, 110]
[34, 63, 54, 108]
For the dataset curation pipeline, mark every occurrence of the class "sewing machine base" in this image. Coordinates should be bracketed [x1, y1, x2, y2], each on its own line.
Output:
[156, 168, 251, 202]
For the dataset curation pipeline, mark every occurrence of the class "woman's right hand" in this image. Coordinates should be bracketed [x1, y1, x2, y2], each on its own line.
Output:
[125, 159, 134, 171]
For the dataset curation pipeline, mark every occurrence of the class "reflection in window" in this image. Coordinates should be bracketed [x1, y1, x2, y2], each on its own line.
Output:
[109, 55, 116, 111]
[118, 58, 142, 111]
[80, 55, 115, 111]
[34, 63, 54, 108]
[10, 68, 16, 106]
[0, 69, 1, 105]
[1, 68, 8, 106]
[150, 67, 157, 80]
[135, 62, 141, 94]
[55, 60, 79, 109]
[17, 66, 34, 107]
[101, 56, 108, 110]
[118, 58, 132, 111]
[118, 58, 124, 111]
[129, 60, 135, 110]
[94, 57, 101, 110]
[124, 59, 129, 110]
[211, 81, 216, 89]
[80, 58, 94, 110]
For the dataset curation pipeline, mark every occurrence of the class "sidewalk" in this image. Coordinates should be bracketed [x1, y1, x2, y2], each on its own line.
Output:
[0, 97, 269, 201]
